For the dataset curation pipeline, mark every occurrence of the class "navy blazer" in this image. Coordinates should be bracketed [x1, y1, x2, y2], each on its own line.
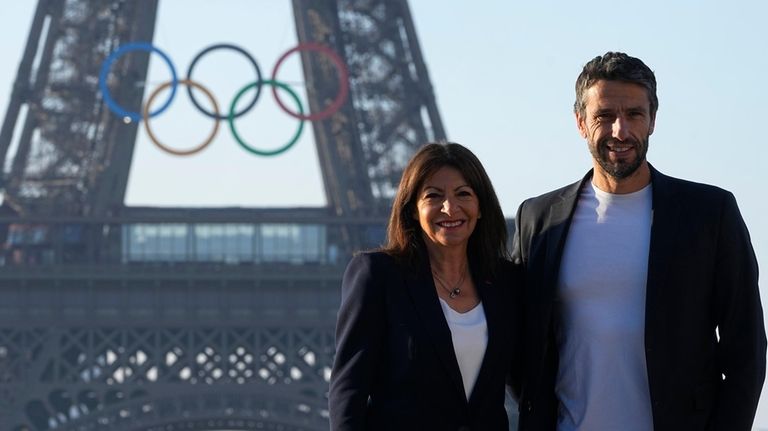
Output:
[329, 251, 522, 431]
[512, 165, 766, 431]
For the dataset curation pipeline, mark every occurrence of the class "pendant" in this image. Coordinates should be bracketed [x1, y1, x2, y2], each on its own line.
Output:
[450, 288, 460, 299]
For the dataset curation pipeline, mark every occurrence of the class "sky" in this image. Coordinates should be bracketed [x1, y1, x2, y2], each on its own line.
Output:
[1, 0, 767, 427]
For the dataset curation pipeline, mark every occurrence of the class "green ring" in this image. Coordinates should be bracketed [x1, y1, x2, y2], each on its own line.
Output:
[228, 79, 305, 156]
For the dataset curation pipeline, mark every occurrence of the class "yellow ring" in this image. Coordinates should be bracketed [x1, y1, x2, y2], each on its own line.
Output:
[142, 79, 220, 156]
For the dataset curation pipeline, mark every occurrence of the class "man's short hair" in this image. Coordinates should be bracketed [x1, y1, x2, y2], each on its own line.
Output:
[574, 52, 658, 117]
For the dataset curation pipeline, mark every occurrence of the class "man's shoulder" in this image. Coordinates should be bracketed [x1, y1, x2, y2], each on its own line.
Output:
[519, 177, 584, 216]
[653, 169, 734, 203]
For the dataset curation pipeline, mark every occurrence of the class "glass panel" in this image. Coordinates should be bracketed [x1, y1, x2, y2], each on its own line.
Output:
[194, 224, 254, 263]
[260, 224, 325, 263]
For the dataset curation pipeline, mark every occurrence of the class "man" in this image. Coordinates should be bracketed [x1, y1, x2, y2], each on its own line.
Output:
[512, 52, 766, 430]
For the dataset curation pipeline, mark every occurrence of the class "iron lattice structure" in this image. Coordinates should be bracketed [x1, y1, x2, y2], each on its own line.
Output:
[0, 0, 158, 217]
[0, 325, 334, 430]
[294, 0, 445, 213]
[0, 228, 359, 430]
[0, 0, 450, 430]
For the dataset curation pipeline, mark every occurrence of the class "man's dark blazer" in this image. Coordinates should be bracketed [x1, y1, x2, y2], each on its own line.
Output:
[329, 250, 522, 431]
[511, 165, 766, 431]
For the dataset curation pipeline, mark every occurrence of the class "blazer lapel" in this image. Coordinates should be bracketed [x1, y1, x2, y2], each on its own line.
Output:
[541, 172, 590, 302]
[644, 165, 682, 341]
[467, 277, 504, 406]
[525, 172, 590, 393]
[404, 259, 467, 400]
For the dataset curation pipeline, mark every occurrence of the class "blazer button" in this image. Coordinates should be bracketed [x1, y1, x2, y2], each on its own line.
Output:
[525, 401, 533, 412]
[457, 426, 471, 431]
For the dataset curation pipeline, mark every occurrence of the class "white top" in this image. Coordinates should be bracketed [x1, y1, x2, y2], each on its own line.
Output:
[439, 298, 488, 401]
[555, 181, 654, 431]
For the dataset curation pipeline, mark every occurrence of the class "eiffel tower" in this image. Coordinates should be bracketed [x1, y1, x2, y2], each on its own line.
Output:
[0, 0, 448, 429]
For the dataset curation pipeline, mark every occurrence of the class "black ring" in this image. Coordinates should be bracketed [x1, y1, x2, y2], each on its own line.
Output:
[186, 43, 263, 120]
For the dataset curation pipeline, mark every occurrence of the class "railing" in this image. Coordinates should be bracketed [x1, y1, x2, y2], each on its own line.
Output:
[0, 212, 388, 269]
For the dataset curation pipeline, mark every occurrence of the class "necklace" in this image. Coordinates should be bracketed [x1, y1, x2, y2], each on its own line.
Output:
[431, 265, 468, 299]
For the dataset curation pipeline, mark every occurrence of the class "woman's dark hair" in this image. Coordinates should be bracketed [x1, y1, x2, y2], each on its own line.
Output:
[382, 141, 508, 278]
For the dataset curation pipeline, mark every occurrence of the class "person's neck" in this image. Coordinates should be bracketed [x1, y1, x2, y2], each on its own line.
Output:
[425, 244, 469, 277]
[592, 161, 651, 194]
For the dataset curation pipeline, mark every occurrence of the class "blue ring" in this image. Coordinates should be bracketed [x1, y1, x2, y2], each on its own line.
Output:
[99, 42, 177, 122]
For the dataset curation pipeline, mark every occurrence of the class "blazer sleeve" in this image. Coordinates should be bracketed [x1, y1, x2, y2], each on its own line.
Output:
[503, 259, 525, 400]
[711, 192, 767, 430]
[511, 200, 528, 266]
[329, 253, 387, 431]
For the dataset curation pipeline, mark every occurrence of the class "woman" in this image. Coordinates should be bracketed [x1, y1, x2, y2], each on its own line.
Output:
[329, 142, 522, 430]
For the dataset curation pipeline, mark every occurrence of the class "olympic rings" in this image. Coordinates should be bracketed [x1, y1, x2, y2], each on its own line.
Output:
[186, 43, 263, 120]
[228, 80, 305, 157]
[99, 42, 178, 122]
[143, 79, 220, 156]
[99, 41, 349, 157]
[271, 42, 349, 121]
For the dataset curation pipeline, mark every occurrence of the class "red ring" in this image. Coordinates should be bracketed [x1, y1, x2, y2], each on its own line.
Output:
[270, 42, 349, 121]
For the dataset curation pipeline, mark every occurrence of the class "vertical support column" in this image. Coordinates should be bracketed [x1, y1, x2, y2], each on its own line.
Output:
[292, 0, 375, 218]
[0, 0, 158, 217]
[292, 0, 446, 216]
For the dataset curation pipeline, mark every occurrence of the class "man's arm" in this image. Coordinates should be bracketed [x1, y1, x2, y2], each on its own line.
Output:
[711, 192, 766, 430]
[511, 200, 528, 266]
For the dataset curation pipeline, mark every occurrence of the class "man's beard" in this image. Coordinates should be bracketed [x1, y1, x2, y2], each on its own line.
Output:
[589, 136, 649, 179]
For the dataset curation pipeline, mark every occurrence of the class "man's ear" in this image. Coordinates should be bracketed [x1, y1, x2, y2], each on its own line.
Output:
[649, 114, 656, 136]
[575, 111, 588, 139]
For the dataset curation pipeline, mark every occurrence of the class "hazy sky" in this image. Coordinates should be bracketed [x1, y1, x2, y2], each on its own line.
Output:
[2, 0, 767, 427]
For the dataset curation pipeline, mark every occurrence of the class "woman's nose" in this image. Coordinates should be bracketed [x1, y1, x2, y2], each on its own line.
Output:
[441, 198, 455, 215]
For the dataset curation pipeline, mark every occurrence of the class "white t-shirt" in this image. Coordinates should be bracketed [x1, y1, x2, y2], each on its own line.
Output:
[439, 298, 487, 401]
[555, 181, 654, 430]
